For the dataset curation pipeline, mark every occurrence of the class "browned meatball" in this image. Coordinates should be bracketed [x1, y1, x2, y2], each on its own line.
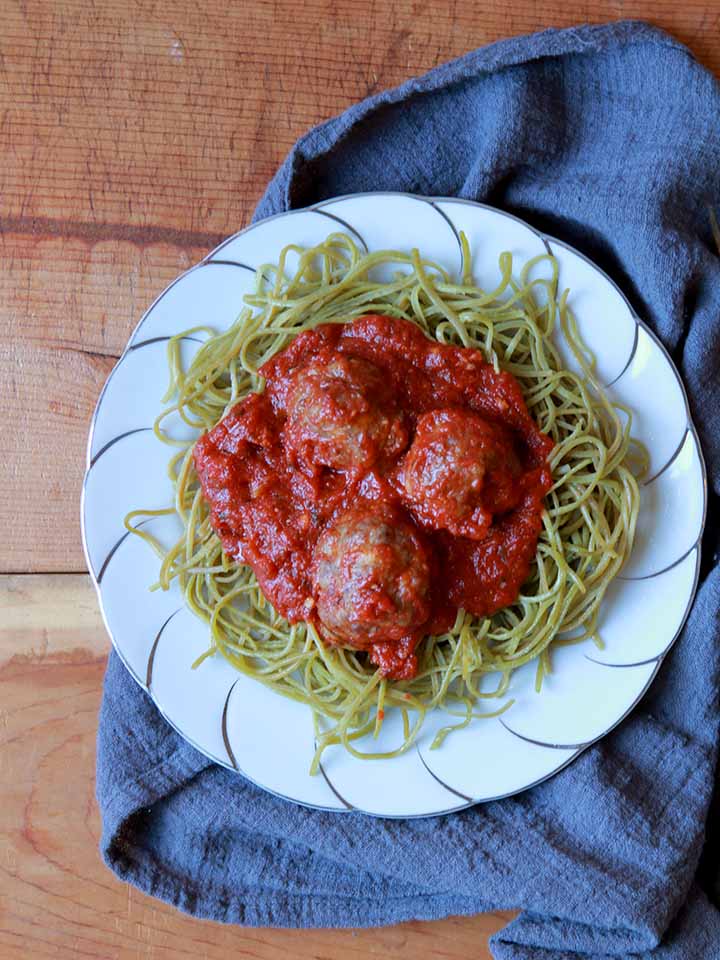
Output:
[402, 408, 522, 540]
[284, 355, 406, 472]
[311, 502, 430, 647]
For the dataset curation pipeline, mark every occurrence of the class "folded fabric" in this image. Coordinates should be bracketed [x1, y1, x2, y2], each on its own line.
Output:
[97, 20, 720, 958]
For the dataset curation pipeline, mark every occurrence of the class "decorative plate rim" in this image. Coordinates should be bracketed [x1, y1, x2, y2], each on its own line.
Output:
[80, 192, 708, 818]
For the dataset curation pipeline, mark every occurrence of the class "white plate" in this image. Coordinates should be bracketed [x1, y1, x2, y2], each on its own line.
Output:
[81, 193, 707, 818]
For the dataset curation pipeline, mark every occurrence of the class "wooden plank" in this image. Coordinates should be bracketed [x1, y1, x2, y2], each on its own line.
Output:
[0, 233, 210, 572]
[1, 2, 719, 572]
[0, 573, 513, 958]
[1, 1, 717, 234]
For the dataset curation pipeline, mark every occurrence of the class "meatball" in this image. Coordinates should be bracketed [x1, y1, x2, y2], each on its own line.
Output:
[402, 408, 522, 540]
[284, 355, 406, 472]
[311, 502, 430, 647]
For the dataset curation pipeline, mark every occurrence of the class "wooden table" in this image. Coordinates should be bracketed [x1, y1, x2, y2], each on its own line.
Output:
[2, 3, 717, 956]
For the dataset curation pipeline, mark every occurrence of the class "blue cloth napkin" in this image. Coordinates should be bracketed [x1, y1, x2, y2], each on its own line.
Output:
[97, 20, 720, 957]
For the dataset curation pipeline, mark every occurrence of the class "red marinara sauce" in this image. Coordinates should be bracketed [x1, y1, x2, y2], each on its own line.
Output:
[193, 315, 554, 680]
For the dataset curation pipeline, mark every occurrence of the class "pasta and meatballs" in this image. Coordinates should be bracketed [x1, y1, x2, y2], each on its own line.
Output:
[127, 233, 641, 768]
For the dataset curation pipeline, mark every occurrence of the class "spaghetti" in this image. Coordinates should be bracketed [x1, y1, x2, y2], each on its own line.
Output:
[126, 232, 644, 771]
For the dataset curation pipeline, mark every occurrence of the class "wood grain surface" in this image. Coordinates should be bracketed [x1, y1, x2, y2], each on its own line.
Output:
[1, 2, 718, 957]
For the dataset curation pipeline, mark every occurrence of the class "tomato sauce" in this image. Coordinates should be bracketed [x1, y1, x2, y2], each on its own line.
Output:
[194, 315, 553, 679]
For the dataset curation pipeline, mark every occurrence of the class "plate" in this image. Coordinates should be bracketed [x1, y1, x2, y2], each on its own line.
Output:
[81, 193, 707, 817]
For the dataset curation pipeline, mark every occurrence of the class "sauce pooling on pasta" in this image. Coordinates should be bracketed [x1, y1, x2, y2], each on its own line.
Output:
[193, 314, 553, 679]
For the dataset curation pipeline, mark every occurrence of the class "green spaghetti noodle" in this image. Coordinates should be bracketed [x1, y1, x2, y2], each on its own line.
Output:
[126, 232, 644, 772]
